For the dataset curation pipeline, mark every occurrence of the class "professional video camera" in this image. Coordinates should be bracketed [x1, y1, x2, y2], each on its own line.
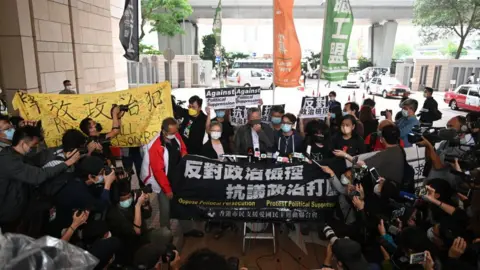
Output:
[132, 184, 153, 198]
[407, 124, 448, 145]
[444, 145, 480, 170]
[351, 156, 370, 185]
[103, 165, 132, 182]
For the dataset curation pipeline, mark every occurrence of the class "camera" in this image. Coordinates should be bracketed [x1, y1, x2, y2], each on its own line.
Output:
[133, 184, 153, 198]
[407, 126, 445, 145]
[112, 104, 129, 112]
[323, 224, 338, 244]
[381, 109, 392, 117]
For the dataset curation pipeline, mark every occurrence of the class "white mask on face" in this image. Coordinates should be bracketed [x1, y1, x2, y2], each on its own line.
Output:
[66, 85, 73, 90]
[211, 131, 222, 140]
[166, 134, 176, 140]
[340, 175, 350, 185]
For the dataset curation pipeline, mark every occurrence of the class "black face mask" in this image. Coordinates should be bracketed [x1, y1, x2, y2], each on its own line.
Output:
[314, 135, 325, 143]
[95, 123, 103, 132]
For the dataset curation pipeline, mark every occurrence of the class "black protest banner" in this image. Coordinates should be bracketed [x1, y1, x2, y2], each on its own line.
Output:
[170, 155, 338, 221]
[205, 88, 236, 109]
[235, 87, 261, 107]
[119, 0, 139, 62]
[299, 96, 329, 119]
[230, 106, 248, 126]
[261, 104, 285, 123]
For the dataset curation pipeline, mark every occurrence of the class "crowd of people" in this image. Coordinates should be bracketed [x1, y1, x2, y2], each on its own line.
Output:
[0, 84, 480, 270]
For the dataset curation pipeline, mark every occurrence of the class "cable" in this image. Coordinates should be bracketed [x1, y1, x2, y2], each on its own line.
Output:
[280, 247, 310, 270]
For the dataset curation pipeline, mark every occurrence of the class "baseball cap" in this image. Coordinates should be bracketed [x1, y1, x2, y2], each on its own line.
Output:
[332, 238, 369, 270]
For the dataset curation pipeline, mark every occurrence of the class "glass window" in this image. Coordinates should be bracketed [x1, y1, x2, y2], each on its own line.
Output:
[377, 79, 382, 85]
[468, 90, 479, 97]
[458, 86, 469, 95]
[251, 71, 262, 77]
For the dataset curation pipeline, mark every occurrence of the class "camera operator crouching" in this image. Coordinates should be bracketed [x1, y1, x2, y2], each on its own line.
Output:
[79, 104, 126, 166]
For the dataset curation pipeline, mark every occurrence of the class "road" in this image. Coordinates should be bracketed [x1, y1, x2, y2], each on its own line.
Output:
[173, 79, 467, 129]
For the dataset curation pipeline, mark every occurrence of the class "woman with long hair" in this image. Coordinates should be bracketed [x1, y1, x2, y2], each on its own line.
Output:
[359, 106, 379, 139]
[332, 115, 366, 157]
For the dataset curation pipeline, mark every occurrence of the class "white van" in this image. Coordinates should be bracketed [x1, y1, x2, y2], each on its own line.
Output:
[226, 69, 274, 89]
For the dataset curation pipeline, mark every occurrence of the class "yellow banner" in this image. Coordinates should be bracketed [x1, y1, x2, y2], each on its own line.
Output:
[12, 82, 173, 147]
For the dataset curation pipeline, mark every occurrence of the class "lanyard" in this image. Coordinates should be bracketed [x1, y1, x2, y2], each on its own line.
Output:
[278, 134, 295, 154]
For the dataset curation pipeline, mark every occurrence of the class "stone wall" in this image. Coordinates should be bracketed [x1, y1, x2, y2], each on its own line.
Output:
[0, 0, 129, 110]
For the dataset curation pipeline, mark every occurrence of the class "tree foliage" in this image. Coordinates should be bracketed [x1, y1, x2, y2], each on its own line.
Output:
[393, 44, 414, 59]
[139, 43, 162, 55]
[305, 51, 322, 70]
[358, 56, 373, 70]
[200, 34, 226, 67]
[441, 41, 468, 58]
[413, 0, 480, 59]
[224, 52, 250, 68]
[140, 0, 193, 41]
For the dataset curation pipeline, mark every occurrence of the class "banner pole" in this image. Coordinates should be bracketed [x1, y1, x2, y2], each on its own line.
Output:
[272, 0, 276, 104]
[317, 0, 329, 96]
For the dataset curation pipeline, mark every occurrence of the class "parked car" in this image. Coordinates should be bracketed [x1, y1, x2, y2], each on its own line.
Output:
[357, 67, 390, 82]
[366, 76, 410, 98]
[226, 68, 274, 89]
[339, 73, 361, 88]
[444, 84, 480, 112]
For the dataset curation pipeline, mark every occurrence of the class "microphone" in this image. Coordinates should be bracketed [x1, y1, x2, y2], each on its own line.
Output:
[247, 147, 253, 163]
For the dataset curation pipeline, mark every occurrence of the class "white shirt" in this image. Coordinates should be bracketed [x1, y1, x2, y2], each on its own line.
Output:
[251, 128, 260, 150]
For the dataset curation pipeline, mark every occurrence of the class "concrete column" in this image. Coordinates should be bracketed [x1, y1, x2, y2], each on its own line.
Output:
[368, 20, 398, 67]
[158, 20, 198, 56]
[0, 0, 40, 110]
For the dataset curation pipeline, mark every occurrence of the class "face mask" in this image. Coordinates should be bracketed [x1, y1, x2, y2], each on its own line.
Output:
[281, 124, 292, 133]
[374, 184, 381, 196]
[340, 175, 350, 185]
[343, 111, 349, 116]
[119, 197, 133, 208]
[211, 131, 222, 140]
[216, 110, 225, 118]
[423, 92, 427, 98]
[96, 175, 104, 184]
[331, 114, 336, 119]
[166, 134, 176, 140]
[66, 86, 72, 90]
[3, 128, 15, 140]
[341, 126, 352, 135]
[95, 123, 103, 132]
[271, 117, 282, 125]
[402, 109, 409, 117]
[314, 134, 325, 143]
[188, 108, 198, 117]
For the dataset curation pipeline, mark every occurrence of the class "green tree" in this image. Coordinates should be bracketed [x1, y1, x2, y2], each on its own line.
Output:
[140, 0, 193, 41]
[305, 51, 321, 70]
[413, 0, 480, 59]
[199, 34, 226, 67]
[441, 41, 468, 58]
[224, 52, 250, 68]
[357, 56, 373, 70]
[393, 44, 414, 59]
[139, 43, 162, 55]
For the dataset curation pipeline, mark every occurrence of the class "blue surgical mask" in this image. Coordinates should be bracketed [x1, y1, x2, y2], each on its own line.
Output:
[281, 124, 292, 133]
[331, 114, 336, 119]
[216, 110, 226, 118]
[96, 175, 104, 184]
[402, 109, 409, 117]
[271, 117, 282, 125]
[342, 112, 349, 116]
[119, 197, 133, 208]
[3, 128, 15, 140]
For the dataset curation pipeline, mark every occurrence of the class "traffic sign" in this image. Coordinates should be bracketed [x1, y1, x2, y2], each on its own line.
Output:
[252, 52, 256, 57]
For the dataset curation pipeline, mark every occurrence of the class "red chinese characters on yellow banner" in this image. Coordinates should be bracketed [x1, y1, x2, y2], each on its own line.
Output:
[273, 0, 302, 88]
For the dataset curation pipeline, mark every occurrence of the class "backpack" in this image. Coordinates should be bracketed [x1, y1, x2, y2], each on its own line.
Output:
[400, 148, 415, 193]
[432, 109, 442, 121]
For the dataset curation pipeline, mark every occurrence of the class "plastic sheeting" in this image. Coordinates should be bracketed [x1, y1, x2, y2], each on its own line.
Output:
[0, 230, 98, 270]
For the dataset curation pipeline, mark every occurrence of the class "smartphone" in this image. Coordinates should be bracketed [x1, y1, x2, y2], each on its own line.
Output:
[409, 252, 426, 264]
[369, 167, 380, 182]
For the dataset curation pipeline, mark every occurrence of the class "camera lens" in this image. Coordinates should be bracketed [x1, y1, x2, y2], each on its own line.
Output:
[323, 225, 338, 244]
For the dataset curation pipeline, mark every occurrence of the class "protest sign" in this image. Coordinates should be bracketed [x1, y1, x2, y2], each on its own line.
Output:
[261, 104, 285, 123]
[299, 96, 329, 119]
[205, 88, 236, 109]
[230, 106, 249, 126]
[170, 155, 338, 221]
[12, 82, 173, 147]
[235, 87, 261, 107]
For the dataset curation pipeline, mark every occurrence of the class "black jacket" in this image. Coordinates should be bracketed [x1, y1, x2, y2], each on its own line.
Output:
[180, 110, 207, 155]
[361, 119, 379, 139]
[201, 139, 230, 159]
[420, 97, 439, 124]
[0, 147, 68, 223]
[234, 123, 275, 155]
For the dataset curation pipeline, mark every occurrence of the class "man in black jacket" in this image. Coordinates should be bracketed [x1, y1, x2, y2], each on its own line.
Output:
[0, 126, 80, 233]
[180, 95, 207, 155]
[234, 107, 275, 155]
[420, 87, 440, 125]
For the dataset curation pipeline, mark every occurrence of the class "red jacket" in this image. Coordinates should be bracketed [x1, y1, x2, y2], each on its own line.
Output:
[145, 133, 187, 194]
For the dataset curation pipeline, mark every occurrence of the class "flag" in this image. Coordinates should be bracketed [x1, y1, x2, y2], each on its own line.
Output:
[212, 0, 222, 59]
[320, 0, 354, 81]
[273, 0, 302, 88]
[119, 0, 139, 62]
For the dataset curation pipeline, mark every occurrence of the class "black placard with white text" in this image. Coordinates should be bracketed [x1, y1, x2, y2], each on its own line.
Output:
[230, 106, 248, 126]
[299, 96, 329, 119]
